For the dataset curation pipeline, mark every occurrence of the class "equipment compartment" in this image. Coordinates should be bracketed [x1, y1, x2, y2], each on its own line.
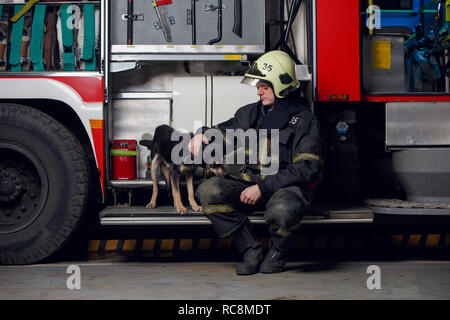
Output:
[0, 1, 100, 72]
[110, 0, 265, 57]
[362, 0, 450, 94]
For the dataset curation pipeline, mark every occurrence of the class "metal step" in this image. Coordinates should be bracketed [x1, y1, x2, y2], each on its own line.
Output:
[99, 205, 374, 226]
[110, 178, 204, 188]
[364, 198, 450, 216]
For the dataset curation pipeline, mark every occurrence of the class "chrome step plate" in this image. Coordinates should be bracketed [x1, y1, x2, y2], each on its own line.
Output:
[100, 206, 374, 226]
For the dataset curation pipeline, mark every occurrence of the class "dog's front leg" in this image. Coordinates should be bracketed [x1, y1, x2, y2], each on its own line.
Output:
[160, 164, 171, 196]
[170, 170, 187, 214]
[146, 155, 159, 209]
[185, 171, 202, 212]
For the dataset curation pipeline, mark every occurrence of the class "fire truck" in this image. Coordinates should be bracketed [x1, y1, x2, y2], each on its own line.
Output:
[1, 0, 450, 264]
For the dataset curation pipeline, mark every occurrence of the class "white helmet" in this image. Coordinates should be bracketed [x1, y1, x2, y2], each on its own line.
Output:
[241, 50, 300, 98]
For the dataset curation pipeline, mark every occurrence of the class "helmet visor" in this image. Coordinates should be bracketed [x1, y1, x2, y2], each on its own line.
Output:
[246, 62, 266, 77]
[240, 76, 260, 87]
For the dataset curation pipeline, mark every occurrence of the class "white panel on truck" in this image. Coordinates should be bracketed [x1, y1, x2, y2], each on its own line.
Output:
[172, 76, 208, 133]
[211, 76, 258, 125]
[173, 75, 258, 134]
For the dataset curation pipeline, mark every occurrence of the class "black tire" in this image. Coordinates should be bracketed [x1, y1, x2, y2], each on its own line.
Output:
[0, 104, 89, 264]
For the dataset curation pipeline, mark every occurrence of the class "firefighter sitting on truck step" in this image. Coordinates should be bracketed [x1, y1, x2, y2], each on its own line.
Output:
[189, 50, 324, 275]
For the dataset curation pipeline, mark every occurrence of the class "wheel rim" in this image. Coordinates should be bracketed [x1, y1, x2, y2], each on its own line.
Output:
[0, 141, 49, 234]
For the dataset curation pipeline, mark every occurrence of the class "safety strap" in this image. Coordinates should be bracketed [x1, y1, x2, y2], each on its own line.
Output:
[0, 5, 4, 44]
[77, 10, 84, 68]
[82, 4, 95, 71]
[0, 5, 4, 66]
[61, 4, 74, 71]
[43, 8, 55, 70]
[30, 4, 46, 71]
[9, 5, 25, 72]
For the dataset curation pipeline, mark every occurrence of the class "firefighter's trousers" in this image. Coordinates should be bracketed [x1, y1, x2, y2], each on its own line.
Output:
[195, 176, 312, 250]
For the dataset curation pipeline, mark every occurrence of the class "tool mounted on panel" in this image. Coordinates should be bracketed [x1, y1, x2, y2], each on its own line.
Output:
[187, 0, 197, 45]
[152, 0, 175, 42]
[232, 0, 242, 38]
[204, 0, 225, 45]
[122, 0, 144, 45]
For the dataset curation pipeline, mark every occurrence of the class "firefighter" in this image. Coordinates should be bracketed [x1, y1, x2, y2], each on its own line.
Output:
[189, 50, 324, 275]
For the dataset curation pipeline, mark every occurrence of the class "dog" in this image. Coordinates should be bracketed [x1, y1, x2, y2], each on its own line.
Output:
[145, 124, 227, 214]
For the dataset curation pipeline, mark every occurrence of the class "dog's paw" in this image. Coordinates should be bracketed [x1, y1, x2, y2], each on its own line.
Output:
[191, 203, 202, 212]
[146, 201, 156, 209]
[176, 206, 187, 214]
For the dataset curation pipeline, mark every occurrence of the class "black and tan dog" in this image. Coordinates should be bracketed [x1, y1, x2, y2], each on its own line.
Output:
[145, 124, 226, 214]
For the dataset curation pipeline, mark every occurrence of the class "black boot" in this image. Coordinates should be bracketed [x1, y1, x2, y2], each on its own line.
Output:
[260, 234, 295, 274]
[259, 245, 287, 273]
[230, 221, 264, 275]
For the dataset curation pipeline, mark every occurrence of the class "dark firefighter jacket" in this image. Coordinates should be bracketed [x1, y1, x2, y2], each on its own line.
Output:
[199, 96, 324, 197]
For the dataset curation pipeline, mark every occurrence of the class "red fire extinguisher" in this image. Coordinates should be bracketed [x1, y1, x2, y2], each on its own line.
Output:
[111, 140, 137, 179]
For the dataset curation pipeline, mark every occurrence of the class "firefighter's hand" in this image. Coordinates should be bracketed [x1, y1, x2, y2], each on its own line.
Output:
[188, 134, 209, 156]
[240, 185, 262, 205]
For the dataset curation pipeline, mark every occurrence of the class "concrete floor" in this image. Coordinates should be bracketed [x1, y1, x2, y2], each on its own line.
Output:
[1, 257, 449, 299]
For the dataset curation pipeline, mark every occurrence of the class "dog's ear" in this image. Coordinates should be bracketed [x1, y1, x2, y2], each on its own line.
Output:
[139, 140, 153, 150]
[139, 133, 154, 150]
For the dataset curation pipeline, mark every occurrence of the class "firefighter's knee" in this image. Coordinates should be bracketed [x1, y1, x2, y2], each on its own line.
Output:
[264, 188, 306, 237]
[195, 176, 227, 205]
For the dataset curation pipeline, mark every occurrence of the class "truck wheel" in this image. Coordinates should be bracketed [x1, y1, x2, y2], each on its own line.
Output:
[0, 104, 89, 264]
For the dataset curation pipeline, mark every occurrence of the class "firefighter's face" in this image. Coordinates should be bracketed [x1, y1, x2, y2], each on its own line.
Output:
[257, 81, 275, 106]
